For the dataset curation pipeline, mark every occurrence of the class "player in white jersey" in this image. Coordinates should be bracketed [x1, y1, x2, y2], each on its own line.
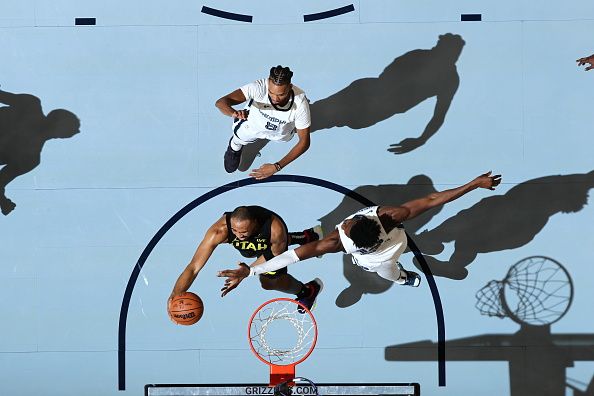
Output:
[217, 171, 502, 303]
[215, 66, 311, 180]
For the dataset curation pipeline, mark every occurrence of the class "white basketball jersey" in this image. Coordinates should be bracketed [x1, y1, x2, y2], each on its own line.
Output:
[239, 78, 311, 141]
[337, 206, 408, 268]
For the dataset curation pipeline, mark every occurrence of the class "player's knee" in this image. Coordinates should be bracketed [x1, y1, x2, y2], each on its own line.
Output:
[258, 276, 276, 290]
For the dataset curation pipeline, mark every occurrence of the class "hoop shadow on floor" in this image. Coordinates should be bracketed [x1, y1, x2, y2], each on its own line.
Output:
[387, 256, 594, 396]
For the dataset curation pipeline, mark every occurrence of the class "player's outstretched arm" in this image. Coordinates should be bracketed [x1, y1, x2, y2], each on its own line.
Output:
[169, 217, 226, 305]
[218, 230, 343, 296]
[381, 171, 502, 223]
[249, 127, 311, 180]
[577, 54, 594, 71]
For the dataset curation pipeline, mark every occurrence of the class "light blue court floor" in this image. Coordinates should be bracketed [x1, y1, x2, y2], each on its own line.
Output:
[1, 1, 594, 395]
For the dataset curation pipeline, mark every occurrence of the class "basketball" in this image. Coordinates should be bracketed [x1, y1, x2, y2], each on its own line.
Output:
[169, 292, 204, 325]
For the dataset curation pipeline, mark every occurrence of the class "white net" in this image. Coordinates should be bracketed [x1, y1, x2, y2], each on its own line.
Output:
[249, 299, 317, 366]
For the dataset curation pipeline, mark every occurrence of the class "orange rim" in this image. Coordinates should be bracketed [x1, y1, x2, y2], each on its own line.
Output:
[247, 297, 318, 368]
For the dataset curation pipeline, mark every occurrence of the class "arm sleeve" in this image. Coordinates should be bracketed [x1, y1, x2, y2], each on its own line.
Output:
[249, 249, 300, 276]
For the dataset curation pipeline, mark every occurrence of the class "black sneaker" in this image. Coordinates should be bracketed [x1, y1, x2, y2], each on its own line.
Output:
[301, 225, 323, 245]
[398, 263, 421, 287]
[224, 138, 242, 173]
[296, 278, 323, 313]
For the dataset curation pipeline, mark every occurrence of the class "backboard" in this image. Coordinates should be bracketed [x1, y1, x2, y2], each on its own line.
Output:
[145, 383, 420, 396]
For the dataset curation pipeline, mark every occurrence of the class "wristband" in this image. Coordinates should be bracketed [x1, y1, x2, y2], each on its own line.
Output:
[274, 162, 282, 172]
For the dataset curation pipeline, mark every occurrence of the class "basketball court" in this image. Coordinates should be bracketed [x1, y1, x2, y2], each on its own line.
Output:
[1, 1, 594, 396]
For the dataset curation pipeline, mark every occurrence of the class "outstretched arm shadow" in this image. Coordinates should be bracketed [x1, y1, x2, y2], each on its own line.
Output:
[413, 171, 594, 279]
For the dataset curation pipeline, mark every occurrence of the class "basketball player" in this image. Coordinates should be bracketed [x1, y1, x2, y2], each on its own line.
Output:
[216, 65, 311, 180]
[168, 206, 323, 319]
[218, 172, 502, 296]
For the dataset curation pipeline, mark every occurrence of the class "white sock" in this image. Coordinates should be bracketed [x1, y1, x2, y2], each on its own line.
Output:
[230, 136, 244, 152]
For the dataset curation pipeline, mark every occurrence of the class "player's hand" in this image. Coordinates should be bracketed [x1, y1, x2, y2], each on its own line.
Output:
[473, 171, 502, 190]
[577, 54, 594, 71]
[166, 295, 178, 324]
[387, 137, 423, 154]
[217, 262, 250, 297]
[232, 109, 249, 120]
[249, 163, 277, 180]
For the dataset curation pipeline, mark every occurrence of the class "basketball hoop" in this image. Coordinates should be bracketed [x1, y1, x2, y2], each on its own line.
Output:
[248, 298, 318, 386]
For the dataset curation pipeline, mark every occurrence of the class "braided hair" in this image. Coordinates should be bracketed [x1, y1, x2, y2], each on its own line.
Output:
[269, 65, 293, 85]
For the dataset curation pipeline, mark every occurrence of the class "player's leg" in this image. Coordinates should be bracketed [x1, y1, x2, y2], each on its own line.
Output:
[259, 268, 323, 312]
[375, 261, 421, 287]
[288, 225, 323, 245]
[259, 268, 303, 294]
[225, 119, 257, 173]
[0, 161, 37, 215]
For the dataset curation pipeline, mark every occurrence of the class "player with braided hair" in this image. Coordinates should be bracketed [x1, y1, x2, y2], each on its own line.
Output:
[215, 65, 311, 179]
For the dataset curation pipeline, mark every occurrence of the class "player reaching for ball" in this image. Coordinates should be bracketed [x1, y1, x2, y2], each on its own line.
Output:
[168, 206, 323, 322]
[218, 172, 502, 296]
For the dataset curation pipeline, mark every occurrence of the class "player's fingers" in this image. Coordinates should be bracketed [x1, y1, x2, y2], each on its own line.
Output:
[587, 65, 594, 71]
[222, 284, 236, 297]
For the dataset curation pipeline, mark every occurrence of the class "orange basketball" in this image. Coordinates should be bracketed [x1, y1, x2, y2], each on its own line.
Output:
[169, 292, 204, 325]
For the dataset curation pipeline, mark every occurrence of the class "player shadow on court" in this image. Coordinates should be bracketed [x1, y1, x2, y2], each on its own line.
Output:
[0, 87, 80, 215]
[413, 171, 594, 280]
[237, 33, 465, 171]
[318, 175, 442, 308]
